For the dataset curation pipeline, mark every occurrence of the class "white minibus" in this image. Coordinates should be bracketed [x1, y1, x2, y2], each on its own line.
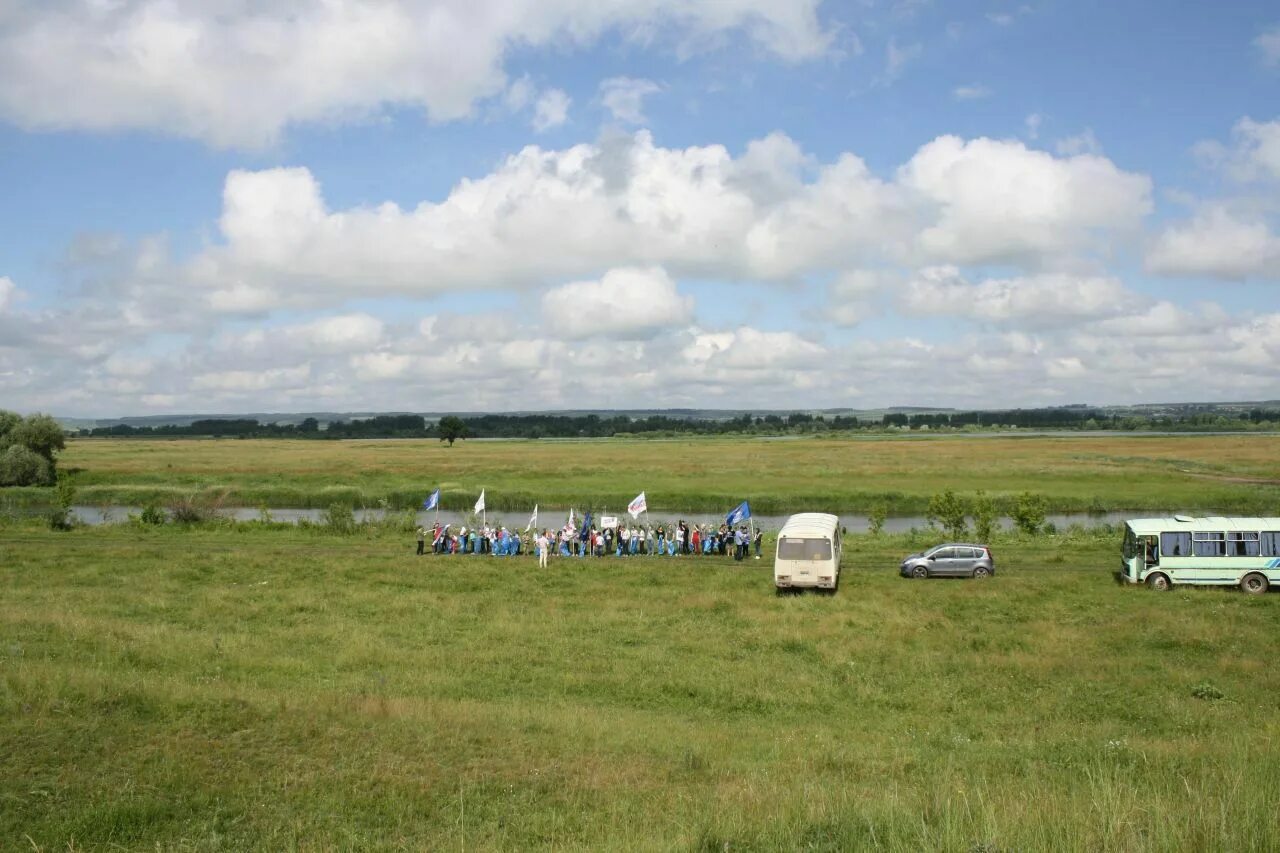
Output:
[774, 513, 842, 593]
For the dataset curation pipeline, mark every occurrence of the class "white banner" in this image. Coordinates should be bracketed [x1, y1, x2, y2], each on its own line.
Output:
[600, 516, 618, 529]
[627, 492, 647, 518]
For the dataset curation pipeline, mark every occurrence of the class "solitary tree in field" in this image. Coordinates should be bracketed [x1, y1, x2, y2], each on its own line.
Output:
[437, 416, 468, 447]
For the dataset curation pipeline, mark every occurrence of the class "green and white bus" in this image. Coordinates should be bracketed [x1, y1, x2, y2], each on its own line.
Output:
[1122, 516, 1280, 594]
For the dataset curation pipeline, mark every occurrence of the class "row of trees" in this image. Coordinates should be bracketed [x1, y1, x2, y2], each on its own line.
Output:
[864, 490, 1049, 541]
[77, 407, 1280, 441]
[0, 411, 66, 486]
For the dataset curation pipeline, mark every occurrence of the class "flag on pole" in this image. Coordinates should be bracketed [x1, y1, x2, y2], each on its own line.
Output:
[579, 510, 593, 536]
[627, 492, 647, 518]
[726, 500, 751, 526]
[422, 488, 440, 511]
[568, 507, 576, 529]
[525, 504, 538, 532]
[474, 490, 485, 514]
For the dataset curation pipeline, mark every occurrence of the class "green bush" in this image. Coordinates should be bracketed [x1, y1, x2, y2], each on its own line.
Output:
[324, 503, 358, 535]
[47, 472, 77, 530]
[0, 444, 54, 486]
[137, 502, 166, 526]
[927, 490, 969, 539]
[868, 502, 888, 536]
[1011, 492, 1049, 535]
[972, 490, 996, 543]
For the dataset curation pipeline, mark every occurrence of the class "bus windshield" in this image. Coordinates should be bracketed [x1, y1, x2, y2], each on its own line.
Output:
[778, 537, 832, 560]
[1122, 526, 1138, 559]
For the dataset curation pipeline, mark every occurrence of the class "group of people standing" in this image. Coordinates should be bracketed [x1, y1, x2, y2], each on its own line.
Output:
[416, 519, 763, 564]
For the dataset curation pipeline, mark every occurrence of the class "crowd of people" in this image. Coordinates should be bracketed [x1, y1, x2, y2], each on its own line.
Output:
[415, 519, 764, 564]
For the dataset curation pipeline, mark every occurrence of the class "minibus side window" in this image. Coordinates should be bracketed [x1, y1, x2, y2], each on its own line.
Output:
[1161, 532, 1191, 556]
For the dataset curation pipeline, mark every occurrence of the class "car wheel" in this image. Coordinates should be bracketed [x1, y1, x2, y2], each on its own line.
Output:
[1146, 572, 1171, 592]
[1241, 572, 1269, 595]
[972, 566, 991, 579]
[911, 565, 928, 579]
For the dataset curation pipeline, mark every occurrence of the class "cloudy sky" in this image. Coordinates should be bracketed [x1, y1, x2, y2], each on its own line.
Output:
[1, 1, 1278, 417]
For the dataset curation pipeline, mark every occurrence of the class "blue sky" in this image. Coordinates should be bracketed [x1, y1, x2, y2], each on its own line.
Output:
[0, 0, 1278, 417]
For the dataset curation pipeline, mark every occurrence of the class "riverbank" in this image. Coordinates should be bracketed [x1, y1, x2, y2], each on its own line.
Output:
[10, 504, 1151, 534]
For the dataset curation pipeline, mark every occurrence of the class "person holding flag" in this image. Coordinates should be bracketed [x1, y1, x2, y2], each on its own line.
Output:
[726, 500, 754, 560]
[578, 511, 592, 558]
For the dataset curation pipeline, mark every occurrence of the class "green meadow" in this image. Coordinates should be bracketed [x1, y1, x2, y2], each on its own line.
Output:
[40, 432, 1280, 513]
[4, 522, 1280, 850]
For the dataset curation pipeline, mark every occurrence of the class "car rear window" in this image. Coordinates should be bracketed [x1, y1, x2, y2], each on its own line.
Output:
[778, 537, 832, 560]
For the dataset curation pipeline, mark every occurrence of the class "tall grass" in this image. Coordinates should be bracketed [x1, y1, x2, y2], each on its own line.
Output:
[43, 433, 1280, 514]
[3, 524, 1280, 849]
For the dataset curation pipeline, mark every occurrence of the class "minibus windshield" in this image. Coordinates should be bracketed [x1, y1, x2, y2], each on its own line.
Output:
[778, 537, 832, 560]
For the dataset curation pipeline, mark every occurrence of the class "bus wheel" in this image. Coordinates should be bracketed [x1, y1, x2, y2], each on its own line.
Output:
[911, 566, 929, 579]
[1241, 573, 1269, 595]
[1146, 572, 1171, 592]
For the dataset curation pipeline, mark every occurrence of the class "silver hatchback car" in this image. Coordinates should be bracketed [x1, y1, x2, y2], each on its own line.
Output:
[900, 543, 995, 579]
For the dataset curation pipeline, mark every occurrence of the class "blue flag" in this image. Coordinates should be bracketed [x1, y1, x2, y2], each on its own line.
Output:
[422, 488, 440, 511]
[580, 511, 593, 537]
[726, 500, 751, 526]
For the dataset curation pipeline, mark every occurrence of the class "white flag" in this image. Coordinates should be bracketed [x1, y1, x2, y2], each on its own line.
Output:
[627, 492, 647, 518]
[474, 490, 485, 514]
[568, 507, 576, 529]
[525, 504, 538, 532]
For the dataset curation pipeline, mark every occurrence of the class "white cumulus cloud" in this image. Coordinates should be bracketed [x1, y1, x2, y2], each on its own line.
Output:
[900, 267, 1144, 327]
[600, 77, 662, 124]
[898, 135, 1152, 264]
[0, 277, 16, 313]
[183, 130, 1153, 311]
[532, 89, 571, 132]
[0, 0, 830, 148]
[1146, 207, 1280, 281]
[1257, 26, 1280, 66]
[541, 267, 692, 339]
[952, 84, 991, 101]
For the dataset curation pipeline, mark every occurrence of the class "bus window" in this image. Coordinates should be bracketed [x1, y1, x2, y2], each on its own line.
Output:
[1228, 531, 1260, 557]
[1161, 532, 1191, 556]
[1263, 532, 1280, 557]
[1192, 531, 1226, 557]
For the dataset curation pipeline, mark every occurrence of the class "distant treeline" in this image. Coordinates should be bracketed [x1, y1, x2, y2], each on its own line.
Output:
[76, 407, 1280, 440]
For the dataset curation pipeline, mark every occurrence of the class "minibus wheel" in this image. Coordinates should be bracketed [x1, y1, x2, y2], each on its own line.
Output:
[1241, 573, 1269, 595]
[1145, 572, 1171, 592]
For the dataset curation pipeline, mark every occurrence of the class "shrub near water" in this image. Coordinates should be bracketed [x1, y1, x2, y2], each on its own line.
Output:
[323, 502, 357, 534]
[927, 489, 969, 538]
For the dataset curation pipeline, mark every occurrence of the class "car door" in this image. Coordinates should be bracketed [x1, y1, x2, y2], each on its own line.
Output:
[955, 547, 979, 575]
[931, 547, 957, 576]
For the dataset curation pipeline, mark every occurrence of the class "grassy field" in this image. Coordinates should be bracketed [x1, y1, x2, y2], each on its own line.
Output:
[4, 522, 1280, 850]
[33, 432, 1280, 513]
